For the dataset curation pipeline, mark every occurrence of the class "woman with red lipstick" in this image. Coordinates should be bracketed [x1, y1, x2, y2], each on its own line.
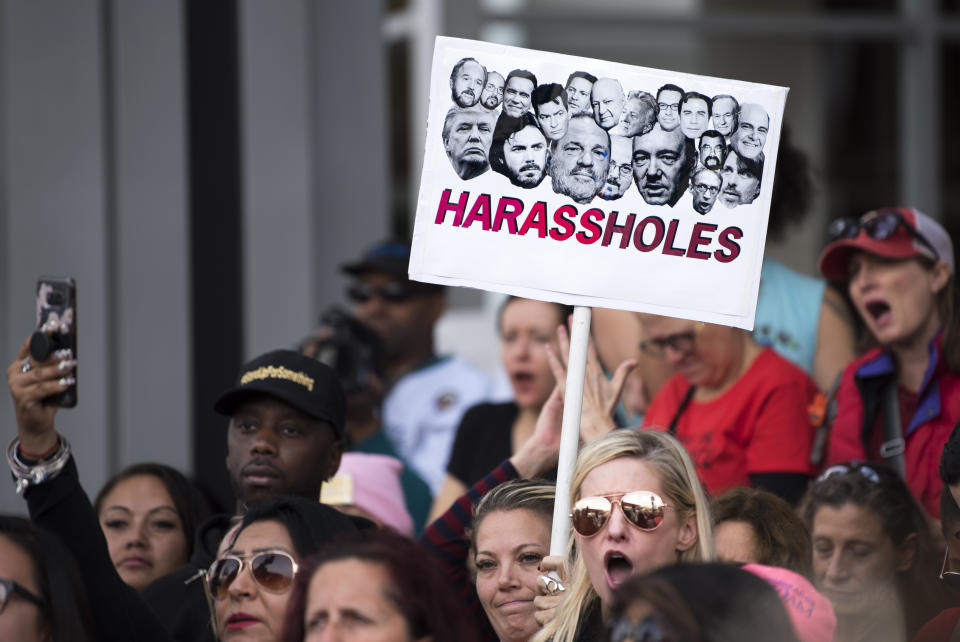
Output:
[800, 461, 951, 642]
[94, 463, 208, 591]
[210, 496, 359, 642]
[819, 207, 960, 517]
[533, 429, 715, 642]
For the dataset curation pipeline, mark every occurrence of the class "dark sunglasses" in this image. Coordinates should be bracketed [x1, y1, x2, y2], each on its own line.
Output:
[609, 613, 670, 642]
[571, 491, 668, 537]
[0, 577, 45, 615]
[828, 210, 940, 261]
[940, 548, 960, 592]
[206, 550, 298, 600]
[639, 323, 704, 359]
[346, 282, 419, 304]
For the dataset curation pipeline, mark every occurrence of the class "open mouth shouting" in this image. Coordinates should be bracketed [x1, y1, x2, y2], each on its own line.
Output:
[604, 551, 635, 591]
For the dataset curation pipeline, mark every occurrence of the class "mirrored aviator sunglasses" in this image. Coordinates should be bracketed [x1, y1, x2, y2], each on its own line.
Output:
[571, 491, 667, 537]
[206, 551, 298, 600]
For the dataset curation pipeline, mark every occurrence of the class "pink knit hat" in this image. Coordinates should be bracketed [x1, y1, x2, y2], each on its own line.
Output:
[321, 453, 414, 537]
[743, 564, 836, 642]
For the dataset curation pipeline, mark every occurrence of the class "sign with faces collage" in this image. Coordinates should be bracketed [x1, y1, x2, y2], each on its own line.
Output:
[411, 37, 788, 329]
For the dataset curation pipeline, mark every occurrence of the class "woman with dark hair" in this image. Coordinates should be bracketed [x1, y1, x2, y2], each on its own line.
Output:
[209, 496, 359, 641]
[711, 486, 812, 576]
[429, 297, 581, 520]
[801, 461, 953, 641]
[0, 515, 95, 642]
[282, 529, 481, 642]
[819, 207, 960, 517]
[607, 563, 799, 642]
[94, 462, 209, 591]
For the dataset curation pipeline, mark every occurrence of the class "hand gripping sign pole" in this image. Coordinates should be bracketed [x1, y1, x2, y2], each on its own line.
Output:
[549, 305, 592, 561]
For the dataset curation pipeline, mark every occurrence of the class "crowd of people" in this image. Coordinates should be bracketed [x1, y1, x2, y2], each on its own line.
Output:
[3, 118, 960, 640]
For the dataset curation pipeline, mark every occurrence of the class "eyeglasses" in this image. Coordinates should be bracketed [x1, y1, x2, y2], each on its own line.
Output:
[657, 102, 679, 113]
[816, 461, 898, 484]
[206, 550, 299, 600]
[940, 548, 960, 592]
[0, 578, 45, 615]
[692, 183, 720, 196]
[639, 323, 704, 359]
[609, 613, 669, 642]
[571, 491, 668, 537]
[346, 282, 418, 304]
[828, 210, 940, 261]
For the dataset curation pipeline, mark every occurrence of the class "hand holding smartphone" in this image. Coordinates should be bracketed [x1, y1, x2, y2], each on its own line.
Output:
[30, 277, 77, 407]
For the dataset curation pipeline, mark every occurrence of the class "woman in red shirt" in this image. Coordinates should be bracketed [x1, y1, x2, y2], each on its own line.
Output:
[818, 207, 959, 517]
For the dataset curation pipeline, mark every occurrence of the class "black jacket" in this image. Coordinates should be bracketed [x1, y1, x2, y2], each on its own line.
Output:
[141, 513, 235, 642]
[25, 456, 173, 642]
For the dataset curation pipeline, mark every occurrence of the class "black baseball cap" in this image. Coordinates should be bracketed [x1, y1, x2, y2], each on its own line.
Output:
[341, 241, 411, 278]
[214, 350, 346, 440]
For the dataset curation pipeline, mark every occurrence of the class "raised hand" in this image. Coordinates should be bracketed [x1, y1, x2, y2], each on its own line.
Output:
[6, 335, 75, 455]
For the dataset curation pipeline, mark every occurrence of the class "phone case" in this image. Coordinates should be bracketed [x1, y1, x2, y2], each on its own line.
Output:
[35, 277, 77, 407]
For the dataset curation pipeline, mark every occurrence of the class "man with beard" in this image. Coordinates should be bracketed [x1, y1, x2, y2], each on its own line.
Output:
[711, 94, 739, 138]
[548, 113, 610, 204]
[679, 92, 711, 140]
[655, 83, 684, 132]
[564, 70, 596, 115]
[719, 149, 763, 208]
[532, 83, 569, 141]
[698, 130, 726, 170]
[690, 167, 722, 215]
[480, 71, 504, 110]
[591, 77, 625, 131]
[442, 106, 495, 180]
[490, 113, 549, 188]
[449, 57, 485, 108]
[600, 134, 634, 200]
[632, 123, 696, 207]
[731, 103, 769, 160]
[613, 90, 657, 137]
[502, 69, 537, 118]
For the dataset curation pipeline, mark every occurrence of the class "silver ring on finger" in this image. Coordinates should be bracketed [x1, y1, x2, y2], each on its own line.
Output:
[20, 358, 32, 374]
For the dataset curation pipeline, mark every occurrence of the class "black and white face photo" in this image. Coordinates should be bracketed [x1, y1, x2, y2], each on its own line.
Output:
[691, 168, 721, 215]
[443, 107, 495, 179]
[600, 134, 634, 201]
[502, 124, 549, 188]
[480, 72, 505, 110]
[450, 58, 485, 108]
[548, 115, 611, 204]
[503, 74, 535, 117]
[731, 103, 769, 160]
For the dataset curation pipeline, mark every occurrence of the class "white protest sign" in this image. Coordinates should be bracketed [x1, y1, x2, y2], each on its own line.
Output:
[410, 37, 788, 329]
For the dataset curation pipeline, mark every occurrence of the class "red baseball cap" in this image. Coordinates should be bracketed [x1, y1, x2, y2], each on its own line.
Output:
[818, 207, 954, 280]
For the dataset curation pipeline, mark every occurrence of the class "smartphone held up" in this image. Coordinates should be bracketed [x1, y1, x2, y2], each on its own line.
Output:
[31, 277, 77, 407]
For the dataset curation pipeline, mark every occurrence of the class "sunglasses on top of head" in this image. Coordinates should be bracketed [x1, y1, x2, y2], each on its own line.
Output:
[828, 210, 939, 261]
[815, 461, 901, 485]
[571, 490, 669, 537]
[346, 282, 421, 304]
[206, 550, 298, 600]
